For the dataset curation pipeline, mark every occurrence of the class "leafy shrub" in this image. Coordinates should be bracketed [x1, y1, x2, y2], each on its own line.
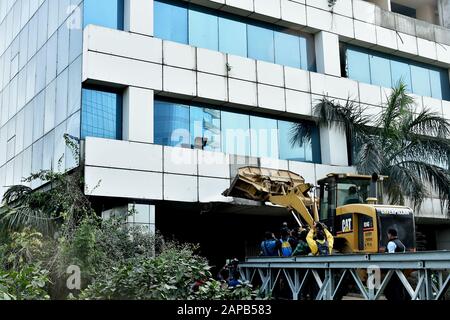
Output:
[77, 242, 255, 300]
[0, 229, 51, 300]
[0, 264, 50, 300]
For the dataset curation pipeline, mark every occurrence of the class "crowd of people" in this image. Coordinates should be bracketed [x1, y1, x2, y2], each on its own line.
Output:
[260, 221, 334, 257]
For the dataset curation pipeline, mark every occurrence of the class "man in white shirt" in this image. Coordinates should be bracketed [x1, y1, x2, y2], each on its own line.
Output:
[386, 229, 406, 253]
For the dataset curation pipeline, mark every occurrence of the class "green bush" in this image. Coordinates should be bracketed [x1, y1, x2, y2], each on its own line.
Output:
[0, 264, 50, 300]
[0, 228, 51, 300]
[77, 242, 255, 300]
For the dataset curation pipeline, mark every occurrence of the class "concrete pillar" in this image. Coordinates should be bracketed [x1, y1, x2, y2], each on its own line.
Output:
[438, 0, 450, 28]
[319, 126, 349, 166]
[417, 3, 437, 24]
[124, 0, 154, 36]
[123, 87, 154, 144]
[314, 31, 341, 77]
[369, 0, 391, 11]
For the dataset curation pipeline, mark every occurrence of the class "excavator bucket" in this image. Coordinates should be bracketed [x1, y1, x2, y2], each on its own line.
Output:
[223, 167, 308, 201]
[223, 167, 319, 227]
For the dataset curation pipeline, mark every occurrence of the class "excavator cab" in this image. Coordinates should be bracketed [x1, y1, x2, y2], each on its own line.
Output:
[318, 173, 416, 253]
[317, 173, 385, 232]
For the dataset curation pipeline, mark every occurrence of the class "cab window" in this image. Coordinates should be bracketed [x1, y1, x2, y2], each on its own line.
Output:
[337, 180, 370, 207]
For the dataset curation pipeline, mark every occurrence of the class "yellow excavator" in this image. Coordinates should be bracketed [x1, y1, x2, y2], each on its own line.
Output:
[223, 166, 416, 254]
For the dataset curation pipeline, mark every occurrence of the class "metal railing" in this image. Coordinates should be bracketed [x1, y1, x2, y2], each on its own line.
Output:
[239, 251, 450, 300]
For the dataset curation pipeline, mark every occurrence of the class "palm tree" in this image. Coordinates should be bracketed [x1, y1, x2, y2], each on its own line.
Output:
[292, 82, 450, 211]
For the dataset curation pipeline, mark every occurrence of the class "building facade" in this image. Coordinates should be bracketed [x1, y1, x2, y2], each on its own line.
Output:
[1, 0, 450, 259]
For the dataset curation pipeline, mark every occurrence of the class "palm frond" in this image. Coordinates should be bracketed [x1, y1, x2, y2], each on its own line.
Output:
[290, 122, 314, 147]
[396, 137, 450, 168]
[384, 163, 427, 208]
[313, 97, 370, 131]
[403, 108, 450, 139]
[0, 205, 55, 235]
[398, 161, 450, 209]
[355, 136, 385, 174]
[380, 81, 415, 127]
[2, 185, 33, 206]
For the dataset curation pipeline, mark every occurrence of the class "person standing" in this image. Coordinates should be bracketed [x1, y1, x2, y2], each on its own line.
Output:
[306, 222, 334, 256]
[386, 229, 406, 253]
[384, 228, 409, 300]
[260, 231, 281, 256]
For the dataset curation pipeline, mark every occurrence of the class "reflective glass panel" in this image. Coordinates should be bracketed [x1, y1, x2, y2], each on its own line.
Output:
[250, 116, 279, 159]
[221, 111, 250, 156]
[154, 0, 188, 44]
[411, 64, 432, 97]
[274, 31, 301, 68]
[369, 54, 392, 88]
[84, 0, 124, 30]
[278, 120, 312, 162]
[247, 24, 274, 63]
[218, 16, 247, 56]
[189, 6, 219, 51]
[202, 108, 221, 152]
[81, 88, 122, 140]
[154, 101, 190, 147]
[390, 59, 412, 91]
[346, 47, 371, 84]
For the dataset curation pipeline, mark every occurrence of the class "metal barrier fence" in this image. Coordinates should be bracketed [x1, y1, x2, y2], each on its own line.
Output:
[239, 251, 450, 300]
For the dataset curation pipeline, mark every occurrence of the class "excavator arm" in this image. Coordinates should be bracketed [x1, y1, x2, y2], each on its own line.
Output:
[223, 166, 319, 228]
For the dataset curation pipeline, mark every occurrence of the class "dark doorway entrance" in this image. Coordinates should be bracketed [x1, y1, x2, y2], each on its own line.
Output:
[156, 201, 297, 275]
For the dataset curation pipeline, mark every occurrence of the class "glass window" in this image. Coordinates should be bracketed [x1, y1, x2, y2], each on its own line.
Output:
[346, 48, 371, 84]
[429, 69, 450, 101]
[68, 56, 82, 116]
[35, 46, 47, 94]
[278, 120, 312, 162]
[390, 59, 412, 91]
[247, 24, 274, 63]
[33, 92, 45, 143]
[369, 54, 392, 88]
[23, 102, 34, 149]
[411, 64, 431, 97]
[15, 110, 24, 155]
[346, 45, 450, 101]
[218, 15, 247, 56]
[53, 123, 66, 172]
[83, 0, 124, 30]
[55, 69, 68, 126]
[221, 111, 250, 156]
[81, 88, 122, 140]
[429, 69, 443, 100]
[299, 36, 315, 71]
[44, 80, 56, 134]
[274, 31, 301, 68]
[250, 116, 279, 159]
[66, 112, 81, 170]
[154, 0, 188, 44]
[190, 106, 204, 148]
[154, 101, 190, 147]
[32, 139, 43, 174]
[46, 33, 58, 85]
[189, 6, 218, 51]
[42, 131, 55, 171]
[202, 108, 221, 152]
[439, 71, 450, 101]
[190, 107, 221, 152]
